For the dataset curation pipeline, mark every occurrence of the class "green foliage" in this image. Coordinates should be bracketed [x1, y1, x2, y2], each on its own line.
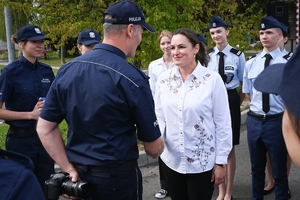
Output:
[0, 0, 267, 69]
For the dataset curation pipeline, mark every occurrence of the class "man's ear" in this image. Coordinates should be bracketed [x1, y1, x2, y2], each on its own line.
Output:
[77, 44, 82, 54]
[126, 24, 134, 38]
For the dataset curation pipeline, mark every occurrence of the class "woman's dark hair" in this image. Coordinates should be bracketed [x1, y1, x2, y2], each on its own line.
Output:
[173, 28, 210, 67]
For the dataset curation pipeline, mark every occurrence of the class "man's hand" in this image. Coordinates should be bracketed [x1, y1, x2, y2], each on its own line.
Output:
[62, 166, 81, 199]
[211, 165, 226, 187]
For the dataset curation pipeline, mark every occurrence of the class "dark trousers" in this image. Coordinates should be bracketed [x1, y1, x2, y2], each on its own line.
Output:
[76, 166, 142, 200]
[6, 135, 54, 190]
[158, 156, 168, 190]
[246, 116, 289, 200]
[161, 160, 214, 200]
[228, 89, 241, 145]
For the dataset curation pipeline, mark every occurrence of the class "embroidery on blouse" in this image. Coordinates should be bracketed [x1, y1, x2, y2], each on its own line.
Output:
[160, 72, 181, 94]
[160, 72, 211, 94]
[188, 115, 214, 171]
[187, 73, 210, 92]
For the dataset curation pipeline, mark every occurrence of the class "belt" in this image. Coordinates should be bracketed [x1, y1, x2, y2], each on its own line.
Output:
[7, 126, 37, 137]
[74, 160, 138, 173]
[227, 89, 237, 93]
[247, 110, 283, 120]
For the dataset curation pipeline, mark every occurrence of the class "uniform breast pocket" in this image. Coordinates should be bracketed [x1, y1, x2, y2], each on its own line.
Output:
[15, 84, 35, 105]
[248, 71, 260, 86]
[41, 82, 52, 95]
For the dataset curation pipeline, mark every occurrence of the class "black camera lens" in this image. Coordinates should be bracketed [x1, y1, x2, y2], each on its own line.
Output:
[62, 179, 91, 198]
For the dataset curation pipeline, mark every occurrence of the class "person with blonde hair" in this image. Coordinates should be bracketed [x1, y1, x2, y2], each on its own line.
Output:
[149, 29, 176, 199]
[207, 16, 246, 200]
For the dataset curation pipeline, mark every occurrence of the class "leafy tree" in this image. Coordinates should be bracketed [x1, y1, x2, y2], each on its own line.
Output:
[0, 0, 265, 67]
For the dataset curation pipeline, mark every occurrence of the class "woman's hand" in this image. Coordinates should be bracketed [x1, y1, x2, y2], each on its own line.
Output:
[211, 164, 226, 187]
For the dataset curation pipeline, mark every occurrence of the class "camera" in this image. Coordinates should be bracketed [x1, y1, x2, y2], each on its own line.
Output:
[44, 171, 91, 200]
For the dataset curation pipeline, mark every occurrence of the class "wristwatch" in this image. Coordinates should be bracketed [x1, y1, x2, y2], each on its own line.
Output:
[216, 164, 226, 168]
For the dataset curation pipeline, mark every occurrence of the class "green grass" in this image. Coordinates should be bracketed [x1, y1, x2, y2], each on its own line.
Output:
[0, 120, 68, 150]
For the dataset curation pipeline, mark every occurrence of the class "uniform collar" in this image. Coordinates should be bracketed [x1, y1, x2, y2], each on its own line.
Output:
[94, 43, 126, 60]
[173, 61, 205, 80]
[214, 43, 231, 56]
[19, 55, 37, 69]
[261, 47, 282, 59]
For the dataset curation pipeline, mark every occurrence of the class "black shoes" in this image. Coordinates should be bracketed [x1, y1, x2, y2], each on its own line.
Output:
[263, 187, 274, 195]
[263, 187, 291, 199]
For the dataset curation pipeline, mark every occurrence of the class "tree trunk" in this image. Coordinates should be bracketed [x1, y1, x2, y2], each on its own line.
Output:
[60, 45, 66, 64]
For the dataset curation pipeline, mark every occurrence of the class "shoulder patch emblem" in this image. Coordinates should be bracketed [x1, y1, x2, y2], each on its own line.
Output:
[230, 48, 242, 56]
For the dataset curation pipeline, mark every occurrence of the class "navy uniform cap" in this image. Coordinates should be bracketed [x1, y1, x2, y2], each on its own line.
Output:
[279, 22, 288, 36]
[77, 29, 101, 45]
[103, 0, 155, 33]
[197, 33, 207, 46]
[17, 25, 51, 43]
[254, 45, 300, 120]
[259, 16, 281, 30]
[208, 16, 228, 29]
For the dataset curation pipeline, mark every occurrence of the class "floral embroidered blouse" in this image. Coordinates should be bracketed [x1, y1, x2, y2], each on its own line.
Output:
[154, 62, 232, 174]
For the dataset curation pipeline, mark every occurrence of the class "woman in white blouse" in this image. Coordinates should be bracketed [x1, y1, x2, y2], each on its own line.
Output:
[154, 28, 232, 200]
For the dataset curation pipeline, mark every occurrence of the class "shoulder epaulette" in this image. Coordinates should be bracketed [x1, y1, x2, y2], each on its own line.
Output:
[283, 52, 292, 60]
[247, 54, 257, 60]
[230, 48, 242, 56]
[207, 48, 214, 54]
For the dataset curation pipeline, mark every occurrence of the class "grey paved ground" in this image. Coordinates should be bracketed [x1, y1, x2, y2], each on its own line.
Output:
[141, 123, 300, 200]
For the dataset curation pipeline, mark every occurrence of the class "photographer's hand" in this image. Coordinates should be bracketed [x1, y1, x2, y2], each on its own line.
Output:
[62, 166, 81, 199]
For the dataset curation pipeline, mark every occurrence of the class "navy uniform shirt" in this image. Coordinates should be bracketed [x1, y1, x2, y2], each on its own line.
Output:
[0, 56, 55, 128]
[40, 43, 161, 167]
[0, 149, 46, 200]
[207, 44, 245, 90]
[243, 48, 287, 115]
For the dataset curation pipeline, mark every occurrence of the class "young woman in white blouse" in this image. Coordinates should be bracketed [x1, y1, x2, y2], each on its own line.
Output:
[148, 30, 176, 199]
[148, 30, 176, 98]
[154, 28, 232, 200]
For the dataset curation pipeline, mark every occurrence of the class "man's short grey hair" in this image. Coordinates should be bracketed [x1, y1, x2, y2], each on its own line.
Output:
[103, 14, 140, 35]
[103, 14, 128, 34]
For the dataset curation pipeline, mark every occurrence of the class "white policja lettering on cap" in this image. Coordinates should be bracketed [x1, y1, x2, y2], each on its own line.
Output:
[129, 17, 141, 22]
[89, 32, 96, 38]
[34, 28, 42, 34]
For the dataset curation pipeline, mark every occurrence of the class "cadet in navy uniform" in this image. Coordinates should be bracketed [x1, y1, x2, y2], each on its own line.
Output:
[264, 21, 293, 197]
[36, 1, 164, 199]
[0, 25, 55, 189]
[254, 45, 300, 169]
[243, 16, 289, 200]
[207, 16, 246, 200]
[0, 149, 45, 200]
[77, 29, 101, 55]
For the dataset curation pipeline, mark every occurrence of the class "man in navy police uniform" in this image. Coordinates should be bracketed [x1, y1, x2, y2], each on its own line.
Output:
[36, 0, 164, 199]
